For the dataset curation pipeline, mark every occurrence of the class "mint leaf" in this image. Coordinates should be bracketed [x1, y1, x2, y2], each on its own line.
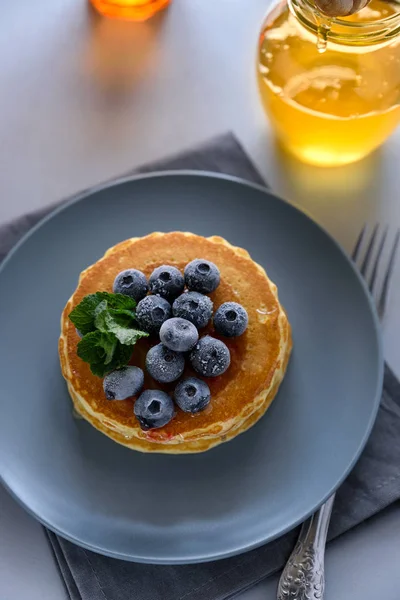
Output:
[89, 343, 133, 377]
[94, 299, 108, 318]
[77, 331, 117, 366]
[108, 321, 148, 345]
[69, 292, 136, 335]
[69, 294, 105, 335]
[96, 292, 136, 311]
[94, 303, 136, 332]
[109, 308, 137, 325]
[110, 342, 133, 369]
[77, 331, 133, 377]
[95, 308, 148, 345]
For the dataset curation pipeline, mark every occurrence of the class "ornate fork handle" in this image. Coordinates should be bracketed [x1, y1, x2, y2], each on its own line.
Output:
[277, 495, 335, 600]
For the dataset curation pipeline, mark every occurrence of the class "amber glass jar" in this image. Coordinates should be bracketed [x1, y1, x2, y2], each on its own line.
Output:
[257, 0, 400, 166]
[90, 0, 171, 21]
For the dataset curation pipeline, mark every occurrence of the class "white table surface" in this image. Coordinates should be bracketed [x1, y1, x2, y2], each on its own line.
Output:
[1, 0, 400, 598]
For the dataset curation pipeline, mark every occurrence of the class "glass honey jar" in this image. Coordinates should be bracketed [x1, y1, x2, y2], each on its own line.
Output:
[257, 0, 400, 166]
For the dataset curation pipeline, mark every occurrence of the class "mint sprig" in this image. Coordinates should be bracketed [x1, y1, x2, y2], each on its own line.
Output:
[69, 291, 148, 377]
[69, 292, 137, 335]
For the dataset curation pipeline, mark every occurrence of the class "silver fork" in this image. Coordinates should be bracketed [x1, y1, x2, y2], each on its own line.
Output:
[277, 225, 400, 600]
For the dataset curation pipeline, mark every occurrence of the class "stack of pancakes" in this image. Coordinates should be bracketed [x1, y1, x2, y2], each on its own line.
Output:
[59, 232, 292, 453]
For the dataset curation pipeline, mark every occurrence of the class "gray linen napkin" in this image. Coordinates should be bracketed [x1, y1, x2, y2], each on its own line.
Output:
[1, 133, 399, 600]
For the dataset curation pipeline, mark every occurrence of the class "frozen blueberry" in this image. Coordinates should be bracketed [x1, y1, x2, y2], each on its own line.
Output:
[214, 302, 248, 337]
[160, 317, 199, 352]
[103, 366, 144, 400]
[190, 336, 230, 377]
[184, 259, 220, 294]
[174, 377, 211, 414]
[113, 269, 148, 302]
[148, 265, 184, 300]
[146, 343, 185, 383]
[172, 292, 213, 329]
[134, 389, 175, 430]
[136, 295, 171, 335]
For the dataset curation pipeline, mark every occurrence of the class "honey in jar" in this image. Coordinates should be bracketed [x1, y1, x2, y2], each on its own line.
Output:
[257, 0, 400, 166]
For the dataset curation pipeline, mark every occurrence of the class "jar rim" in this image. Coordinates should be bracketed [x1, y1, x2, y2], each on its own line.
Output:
[290, 0, 400, 44]
[308, 0, 400, 27]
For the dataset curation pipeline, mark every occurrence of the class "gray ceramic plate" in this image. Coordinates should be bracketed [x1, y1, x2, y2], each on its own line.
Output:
[0, 172, 383, 564]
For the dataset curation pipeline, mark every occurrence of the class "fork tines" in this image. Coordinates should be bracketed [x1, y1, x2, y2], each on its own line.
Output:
[352, 224, 399, 318]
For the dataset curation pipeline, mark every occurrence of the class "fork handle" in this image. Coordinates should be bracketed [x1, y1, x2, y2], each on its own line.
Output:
[277, 494, 335, 600]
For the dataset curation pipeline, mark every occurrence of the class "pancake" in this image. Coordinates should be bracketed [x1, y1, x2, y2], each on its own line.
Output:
[59, 232, 292, 453]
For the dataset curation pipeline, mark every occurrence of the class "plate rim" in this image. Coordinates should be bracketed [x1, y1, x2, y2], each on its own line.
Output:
[0, 170, 384, 563]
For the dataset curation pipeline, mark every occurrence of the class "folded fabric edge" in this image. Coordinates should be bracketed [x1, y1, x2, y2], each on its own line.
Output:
[45, 530, 82, 600]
